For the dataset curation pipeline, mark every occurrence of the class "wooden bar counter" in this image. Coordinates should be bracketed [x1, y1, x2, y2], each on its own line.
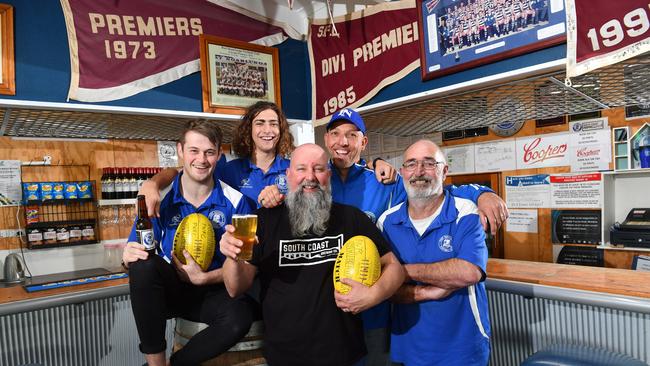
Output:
[3, 259, 650, 314]
[487, 258, 650, 299]
[0, 276, 128, 316]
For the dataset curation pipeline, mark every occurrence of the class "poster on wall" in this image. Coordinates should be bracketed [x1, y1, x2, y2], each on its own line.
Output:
[157, 141, 178, 168]
[473, 139, 516, 173]
[551, 209, 601, 244]
[443, 144, 475, 174]
[515, 133, 570, 169]
[0, 160, 21, 206]
[505, 174, 551, 208]
[417, 0, 566, 80]
[550, 173, 601, 208]
[568, 117, 608, 132]
[308, 2, 420, 124]
[566, 0, 650, 77]
[569, 129, 611, 172]
[506, 209, 538, 233]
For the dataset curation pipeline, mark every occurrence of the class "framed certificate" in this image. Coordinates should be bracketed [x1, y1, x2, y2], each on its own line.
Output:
[417, 0, 566, 80]
[199, 34, 281, 114]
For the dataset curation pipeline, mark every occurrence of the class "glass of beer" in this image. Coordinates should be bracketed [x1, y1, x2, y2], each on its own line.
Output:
[232, 214, 258, 261]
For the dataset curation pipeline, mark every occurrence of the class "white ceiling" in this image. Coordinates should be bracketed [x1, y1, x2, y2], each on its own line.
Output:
[221, 0, 390, 39]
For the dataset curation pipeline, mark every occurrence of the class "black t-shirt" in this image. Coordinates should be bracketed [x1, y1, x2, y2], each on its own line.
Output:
[250, 202, 391, 366]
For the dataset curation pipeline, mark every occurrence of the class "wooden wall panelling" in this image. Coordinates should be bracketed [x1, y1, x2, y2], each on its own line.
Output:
[604, 249, 650, 269]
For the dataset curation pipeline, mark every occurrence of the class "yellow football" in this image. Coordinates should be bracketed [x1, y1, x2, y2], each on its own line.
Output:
[333, 235, 381, 294]
[172, 213, 215, 271]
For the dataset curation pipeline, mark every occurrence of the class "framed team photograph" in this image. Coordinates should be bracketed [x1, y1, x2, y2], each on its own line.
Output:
[417, 0, 566, 81]
[0, 4, 15, 95]
[199, 34, 281, 114]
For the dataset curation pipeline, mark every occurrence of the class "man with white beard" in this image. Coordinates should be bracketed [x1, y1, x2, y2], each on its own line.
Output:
[220, 143, 405, 366]
[377, 139, 491, 366]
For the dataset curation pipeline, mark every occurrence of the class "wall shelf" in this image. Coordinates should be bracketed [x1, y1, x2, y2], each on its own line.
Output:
[601, 170, 650, 247]
[98, 198, 136, 206]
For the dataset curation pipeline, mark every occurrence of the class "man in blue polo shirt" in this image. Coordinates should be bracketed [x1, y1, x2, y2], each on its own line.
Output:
[378, 139, 490, 366]
[122, 120, 256, 366]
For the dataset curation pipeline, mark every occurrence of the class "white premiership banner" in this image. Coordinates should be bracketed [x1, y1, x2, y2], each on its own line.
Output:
[506, 209, 539, 233]
[474, 139, 517, 173]
[443, 145, 475, 175]
[516, 133, 570, 169]
[569, 129, 611, 172]
[550, 173, 602, 208]
[505, 174, 551, 208]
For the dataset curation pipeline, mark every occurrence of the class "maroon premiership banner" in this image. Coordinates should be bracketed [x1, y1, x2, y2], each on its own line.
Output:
[308, 1, 420, 124]
[60, 0, 290, 102]
[566, 0, 650, 77]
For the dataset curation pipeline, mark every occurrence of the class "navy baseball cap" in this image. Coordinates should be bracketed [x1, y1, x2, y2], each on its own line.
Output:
[326, 108, 366, 135]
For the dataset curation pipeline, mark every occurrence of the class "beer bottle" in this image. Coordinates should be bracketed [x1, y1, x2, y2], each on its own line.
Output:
[135, 195, 156, 255]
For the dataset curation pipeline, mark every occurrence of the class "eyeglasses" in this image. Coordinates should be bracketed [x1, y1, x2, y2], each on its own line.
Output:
[401, 159, 445, 171]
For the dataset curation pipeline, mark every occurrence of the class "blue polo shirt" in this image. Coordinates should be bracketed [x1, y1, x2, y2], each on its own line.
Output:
[330, 161, 492, 330]
[378, 191, 491, 366]
[330, 161, 406, 224]
[129, 171, 255, 271]
[217, 155, 290, 207]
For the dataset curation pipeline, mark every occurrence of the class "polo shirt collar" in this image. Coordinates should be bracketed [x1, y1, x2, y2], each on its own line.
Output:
[388, 190, 457, 232]
[329, 159, 367, 181]
[246, 155, 286, 174]
[171, 170, 226, 209]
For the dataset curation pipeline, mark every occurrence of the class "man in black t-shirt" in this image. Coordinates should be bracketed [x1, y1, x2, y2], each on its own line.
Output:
[220, 143, 404, 366]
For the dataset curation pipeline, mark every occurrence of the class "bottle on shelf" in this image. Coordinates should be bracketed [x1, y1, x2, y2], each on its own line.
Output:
[104, 168, 116, 200]
[115, 167, 125, 199]
[128, 167, 138, 199]
[136, 167, 146, 192]
[135, 195, 156, 255]
[100, 168, 108, 200]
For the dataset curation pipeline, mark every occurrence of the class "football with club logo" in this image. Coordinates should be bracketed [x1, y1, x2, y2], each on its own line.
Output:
[172, 213, 215, 271]
[333, 235, 381, 294]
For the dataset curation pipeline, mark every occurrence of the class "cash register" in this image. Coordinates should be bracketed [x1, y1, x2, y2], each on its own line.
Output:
[610, 208, 650, 248]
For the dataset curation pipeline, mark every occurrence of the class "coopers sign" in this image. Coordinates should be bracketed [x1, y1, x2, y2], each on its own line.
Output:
[517, 134, 570, 169]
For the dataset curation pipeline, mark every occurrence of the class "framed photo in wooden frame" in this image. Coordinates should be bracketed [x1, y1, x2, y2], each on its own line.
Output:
[199, 34, 281, 114]
[417, 0, 566, 81]
[0, 4, 14, 95]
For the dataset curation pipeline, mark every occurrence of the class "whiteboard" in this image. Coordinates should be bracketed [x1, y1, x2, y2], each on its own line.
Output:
[474, 139, 517, 172]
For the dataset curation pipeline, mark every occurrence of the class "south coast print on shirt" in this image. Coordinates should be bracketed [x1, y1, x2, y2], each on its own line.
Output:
[279, 234, 343, 266]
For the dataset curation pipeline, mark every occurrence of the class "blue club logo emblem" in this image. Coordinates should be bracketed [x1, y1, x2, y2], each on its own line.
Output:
[275, 174, 288, 194]
[208, 210, 226, 229]
[438, 235, 453, 252]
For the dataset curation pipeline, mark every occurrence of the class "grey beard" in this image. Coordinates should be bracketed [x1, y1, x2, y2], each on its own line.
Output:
[404, 176, 441, 201]
[285, 182, 332, 237]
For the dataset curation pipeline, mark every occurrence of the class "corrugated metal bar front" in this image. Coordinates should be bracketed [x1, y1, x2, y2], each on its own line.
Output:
[488, 290, 650, 366]
[0, 295, 174, 366]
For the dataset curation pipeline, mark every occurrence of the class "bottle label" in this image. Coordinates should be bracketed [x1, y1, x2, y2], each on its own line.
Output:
[136, 229, 156, 250]
[105, 182, 115, 193]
